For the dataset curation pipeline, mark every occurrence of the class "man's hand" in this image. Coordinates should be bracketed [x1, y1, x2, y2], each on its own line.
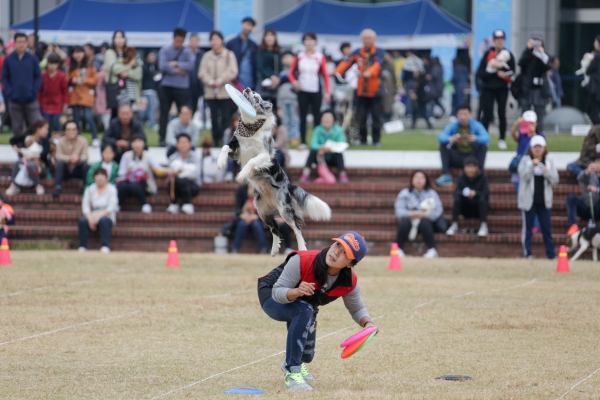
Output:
[292, 81, 301, 91]
[466, 135, 477, 143]
[363, 71, 372, 78]
[168, 60, 178, 67]
[449, 134, 461, 143]
[0, 103, 5, 113]
[116, 140, 129, 149]
[588, 185, 599, 194]
[587, 164, 597, 175]
[497, 71, 507, 79]
[469, 190, 476, 199]
[527, 39, 535, 49]
[70, 154, 79, 164]
[270, 75, 281, 89]
[174, 68, 188, 76]
[88, 218, 97, 231]
[120, 72, 129, 79]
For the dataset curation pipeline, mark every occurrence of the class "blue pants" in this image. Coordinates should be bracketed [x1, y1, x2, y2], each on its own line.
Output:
[522, 205, 555, 258]
[78, 216, 113, 248]
[281, 102, 299, 141]
[233, 219, 267, 252]
[262, 297, 316, 369]
[566, 161, 585, 177]
[42, 113, 61, 134]
[72, 106, 98, 139]
[566, 193, 600, 226]
[141, 90, 157, 129]
[55, 162, 88, 187]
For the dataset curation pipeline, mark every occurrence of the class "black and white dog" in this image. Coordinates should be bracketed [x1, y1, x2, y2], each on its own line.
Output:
[217, 88, 332, 256]
[566, 225, 600, 262]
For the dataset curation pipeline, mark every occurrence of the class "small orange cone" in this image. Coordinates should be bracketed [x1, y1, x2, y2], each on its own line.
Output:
[556, 245, 569, 273]
[0, 237, 11, 266]
[166, 240, 179, 268]
[388, 243, 402, 271]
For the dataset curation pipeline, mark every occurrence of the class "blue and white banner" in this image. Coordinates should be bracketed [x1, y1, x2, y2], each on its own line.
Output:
[217, 0, 254, 41]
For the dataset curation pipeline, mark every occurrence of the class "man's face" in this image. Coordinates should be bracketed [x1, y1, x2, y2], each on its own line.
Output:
[15, 37, 27, 54]
[458, 109, 471, 126]
[173, 36, 185, 49]
[362, 32, 375, 49]
[119, 107, 133, 125]
[179, 107, 192, 125]
[84, 46, 94, 59]
[189, 36, 199, 50]
[341, 46, 351, 57]
[465, 164, 479, 178]
[27, 35, 35, 48]
[65, 122, 78, 139]
[176, 137, 192, 154]
[241, 22, 254, 36]
[47, 63, 58, 73]
[493, 37, 505, 49]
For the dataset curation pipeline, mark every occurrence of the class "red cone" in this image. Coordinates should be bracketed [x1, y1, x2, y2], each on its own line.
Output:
[166, 240, 179, 268]
[556, 245, 569, 273]
[388, 243, 402, 271]
[0, 237, 11, 266]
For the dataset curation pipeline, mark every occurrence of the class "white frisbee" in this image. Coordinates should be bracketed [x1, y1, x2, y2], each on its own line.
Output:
[225, 84, 257, 117]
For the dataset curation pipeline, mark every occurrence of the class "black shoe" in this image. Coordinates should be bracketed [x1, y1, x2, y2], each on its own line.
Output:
[159, 140, 166, 147]
[53, 185, 62, 197]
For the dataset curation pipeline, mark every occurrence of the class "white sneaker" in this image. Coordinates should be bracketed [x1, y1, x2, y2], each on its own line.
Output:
[141, 204, 152, 214]
[498, 139, 507, 150]
[399, 248, 406, 258]
[35, 184, 45, 195]
[224, 171, 234, 182]
[166, 203, 180, 214]
[423, 248, 438, 258]
[100, 246, 110, 253]
[478, 222, 489, 237]
[78, 247, 87, 253]
[446, 222, 458, 236]
[5, 183, 20, 196]
[181, 203, 194, 215]
[92, 138, 101, 148]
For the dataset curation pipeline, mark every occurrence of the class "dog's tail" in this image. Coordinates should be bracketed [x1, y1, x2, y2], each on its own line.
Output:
[289, 185, 332, 221]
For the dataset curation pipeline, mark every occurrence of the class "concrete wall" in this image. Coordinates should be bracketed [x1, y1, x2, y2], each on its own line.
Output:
[512, 0, 560, 56]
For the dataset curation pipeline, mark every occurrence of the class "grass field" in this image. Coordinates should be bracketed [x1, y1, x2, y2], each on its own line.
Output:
[1, 252, 600, 399]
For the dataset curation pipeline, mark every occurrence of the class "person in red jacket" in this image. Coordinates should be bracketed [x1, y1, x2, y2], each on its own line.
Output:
[257, 231, 374, 390]
[38, 54, 68, 133]
[335, 29, 385, 146]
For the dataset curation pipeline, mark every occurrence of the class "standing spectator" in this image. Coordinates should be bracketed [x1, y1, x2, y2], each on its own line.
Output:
[256, 29, 282, 113]
[548, 56, 563, 108]
[428, 57, 445, 116]
[38, 53, 68, 134]
[567, 152, 600, 229]
[199, 31, 238, 147]
[435, 105, 490, 186]
[166, 133, 201, 215]
[476, 29, 515, 150]
[67, 46, 99, 147]
[104, 30, 142, 119]
[86, 145, 118, 188]
[141, 52, 159, 130]
[335, 29, 384, 146]
[158, 27, 195, 147]
[445, 156, 490, 237]
[53, 121, 89, 197]
[232, 184, 268, 254]
[0, 197, 15, 243]
[1, 32, 42, 137]
[165, 105, 200, 157]
[225, 17, 257, 90]
[289, 32, 330, 148]
[518, 33, 551, 132]
[382, 51, 397, 89]
[299, 110, 348, 183]
[95, 63, 112, 131]
[583, 36, 600, 125]
[451, 58, 470, 116]
[27, 34, 36, 53]
[410, 70, 433, 129]
[277, 51, 299, 145]
[116, 134, 165, 214]
[518, 135, 558, 259]
[84, 43, 102, 72]
[102, 104, 146, 163]
[273, 125, 290, 173]
[78, 168, 118, 253]
[394, 170, 446, 258]
[401, 50, 424, 119]
[188, 33, 205, 113]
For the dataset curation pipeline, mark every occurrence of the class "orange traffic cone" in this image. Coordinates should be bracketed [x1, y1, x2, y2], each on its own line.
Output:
[166, 240, 179, 268]
[0, 237, 11, 266]
[388, 243, 402, 271]
[556, 245, 569, 273]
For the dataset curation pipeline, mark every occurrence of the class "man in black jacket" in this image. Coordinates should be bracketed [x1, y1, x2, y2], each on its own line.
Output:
[476, 30, 515, 150]
[102, 104, 146, 163]
[445, 156, 490, 237]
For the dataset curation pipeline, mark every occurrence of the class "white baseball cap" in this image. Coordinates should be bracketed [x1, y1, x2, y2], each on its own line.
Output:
[522, 110, 538, 123]
[530, 135, 546, 148]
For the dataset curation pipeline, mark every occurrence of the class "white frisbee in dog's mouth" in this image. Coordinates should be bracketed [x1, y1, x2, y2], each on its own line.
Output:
[225, 84, 257, 117]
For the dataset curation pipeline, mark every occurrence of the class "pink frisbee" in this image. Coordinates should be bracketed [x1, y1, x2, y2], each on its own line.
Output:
[340, 325, 379, 348]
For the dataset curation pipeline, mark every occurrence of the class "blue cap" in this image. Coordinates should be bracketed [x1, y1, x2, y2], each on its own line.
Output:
[332, 231, 368, 263]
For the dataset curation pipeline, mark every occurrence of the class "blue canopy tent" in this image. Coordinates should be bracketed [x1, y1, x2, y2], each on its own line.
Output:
[11, 0, 214, 47]
[265, 0, 471, 55]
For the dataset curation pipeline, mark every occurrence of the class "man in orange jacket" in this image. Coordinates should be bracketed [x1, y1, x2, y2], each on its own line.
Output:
[335, 29, 385, 146]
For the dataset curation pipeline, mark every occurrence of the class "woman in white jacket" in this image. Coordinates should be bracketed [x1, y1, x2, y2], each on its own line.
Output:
[518, 135, 559, 258]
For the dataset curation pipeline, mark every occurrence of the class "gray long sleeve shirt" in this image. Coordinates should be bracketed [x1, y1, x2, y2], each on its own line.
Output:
[272, 255, 370, 325]
[159, 45, 195, 89]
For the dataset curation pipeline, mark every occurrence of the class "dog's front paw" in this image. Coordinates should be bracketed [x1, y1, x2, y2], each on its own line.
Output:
[236, 166, 251, 182]
[217, 146, 230, 170]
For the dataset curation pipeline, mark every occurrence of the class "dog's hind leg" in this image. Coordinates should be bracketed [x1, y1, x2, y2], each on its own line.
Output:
[262, 214, 282, 257]
[571, 241, 589, 262]
[277, 195, 306, 251]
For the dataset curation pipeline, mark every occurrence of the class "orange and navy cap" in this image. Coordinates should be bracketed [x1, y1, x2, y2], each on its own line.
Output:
[331, 231, 368, 262]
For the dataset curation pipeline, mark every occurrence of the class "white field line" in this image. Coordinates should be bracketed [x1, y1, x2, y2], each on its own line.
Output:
[415, 298, 438, 308]
[0, 310, 141, 346]
[452, 291, 475, 299]
[557, 365, 600, 399]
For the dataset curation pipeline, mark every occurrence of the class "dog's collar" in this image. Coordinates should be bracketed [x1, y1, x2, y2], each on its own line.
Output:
[235, 117, 266, 138]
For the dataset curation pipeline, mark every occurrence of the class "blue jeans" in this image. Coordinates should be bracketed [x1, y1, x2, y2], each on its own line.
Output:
[141, 90, 157, 129]
[281, 102, 299, 141]
[78, 216, 113, 248]
[522, 205, 555, 258]
[566, 161, 585, 177]
[233, 219, 267, 251]
[262, 297, 316, 369]
[55, 162, 88, 187]
[72, 106, 98, 139]
[42, 113, 61, 134]
[566, 193, 600, 226]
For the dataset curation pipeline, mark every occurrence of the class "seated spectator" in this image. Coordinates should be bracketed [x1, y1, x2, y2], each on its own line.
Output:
[566, 125, 600, 177]
[518, 135, 559, 259]
[78, 168, 118, 253]
[165, 105, 200, 157]
[0, 197, 16, 242]
[567, 151, 600, 229]
[445, 156, 490, 237]
[53, 121, 89, 197]
[222, 113, 239, 182]
[435, 105, 490, 186]
[166, 134, 201, 215]
[299, 110, 348, 183]
[86, 145, 118, 188]
[232, 184, 268, 254]
[6, 119, 50, 195]
[200, 137, 224, 184]
[102, 104, 146, 163]
[394, 170, 446, 258]
[116, 134, 165, 214]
